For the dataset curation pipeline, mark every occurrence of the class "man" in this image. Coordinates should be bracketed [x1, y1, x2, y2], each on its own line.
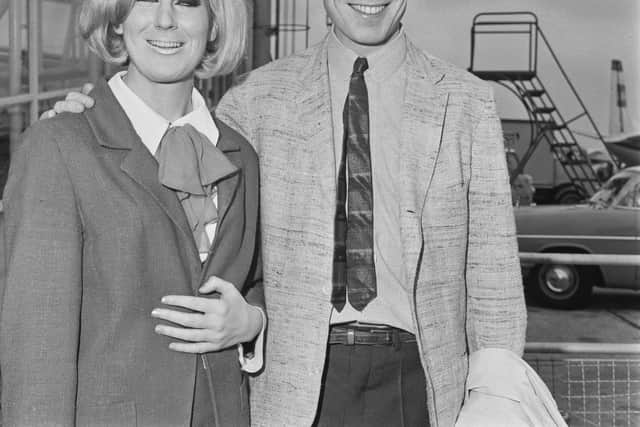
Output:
[45, 1, 565, 425]
[216, 2, 526, 424]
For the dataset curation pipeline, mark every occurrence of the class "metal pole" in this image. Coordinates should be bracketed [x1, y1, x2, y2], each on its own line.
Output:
[252, 0, 272, 67]
[244, 0, 254, 72]
[519, 252, 640, 267]
[0, 0, 9, 18]
[525, 342, 640, 355]
[28, 0, 41, 124]
[88, 52, 105, 83]
[8, 0, 23, 151]
[274, 0, 280, 59]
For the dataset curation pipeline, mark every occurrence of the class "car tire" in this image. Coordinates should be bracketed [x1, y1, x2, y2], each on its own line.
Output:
[526, 263, 594, 309]
[552, 185, 587, 204]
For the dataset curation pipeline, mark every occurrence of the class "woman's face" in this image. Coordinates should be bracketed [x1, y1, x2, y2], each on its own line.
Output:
[116, 0, 211, 85]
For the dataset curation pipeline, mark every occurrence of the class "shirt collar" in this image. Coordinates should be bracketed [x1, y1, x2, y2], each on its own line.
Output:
[327, 26, 407, 83]
[108, 71, 219, 155]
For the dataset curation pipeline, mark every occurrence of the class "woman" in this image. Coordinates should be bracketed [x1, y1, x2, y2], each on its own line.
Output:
[0, 0, 263, 425]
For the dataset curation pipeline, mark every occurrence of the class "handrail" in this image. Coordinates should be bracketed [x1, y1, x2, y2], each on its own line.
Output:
[472, 11, 538, 25]
[536, 29, 609, 149]
[469, 11, 539, 75]
[525, 342, 640, 355]
[0, 87, 82, 108]
[519, 252, 640, 267]
[469, 11, 609, 157]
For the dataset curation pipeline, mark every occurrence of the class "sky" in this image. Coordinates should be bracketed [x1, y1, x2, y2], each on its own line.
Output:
[303, 0, 639, 139]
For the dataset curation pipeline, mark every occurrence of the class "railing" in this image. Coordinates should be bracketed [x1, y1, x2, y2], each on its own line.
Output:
[520, 252, 640, 267]
[521, 252, 639, 425]
[469, 12, 617, 202]
[525, 342, 640, 427]
[0, 0, 258, 195]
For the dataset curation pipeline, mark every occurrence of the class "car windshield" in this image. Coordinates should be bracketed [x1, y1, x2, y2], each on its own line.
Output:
[589, 171, 640, 207]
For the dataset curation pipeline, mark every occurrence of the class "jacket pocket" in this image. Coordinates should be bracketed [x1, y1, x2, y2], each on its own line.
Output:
[77, 401, 137, 427]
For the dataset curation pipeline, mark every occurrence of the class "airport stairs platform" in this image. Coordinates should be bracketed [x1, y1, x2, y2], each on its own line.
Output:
[468, 12, 616, 200]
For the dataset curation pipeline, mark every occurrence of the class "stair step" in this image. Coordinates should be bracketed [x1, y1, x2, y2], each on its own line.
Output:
[523, 89, 545, 97]
[539, 122, 567, 131]
[558, 159, 591, 165]
[533, 107, 556, 114]
[471, 70, 536, 81]
[548, 123, 567, 130]
[551, 143, 579, 148]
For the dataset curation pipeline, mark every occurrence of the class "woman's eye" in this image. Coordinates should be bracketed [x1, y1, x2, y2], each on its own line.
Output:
[134, 0, 201, 4]
[176, 0, 201, 6]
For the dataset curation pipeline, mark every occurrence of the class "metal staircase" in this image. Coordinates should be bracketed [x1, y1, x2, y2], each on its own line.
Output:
[469, 12, 617, 201]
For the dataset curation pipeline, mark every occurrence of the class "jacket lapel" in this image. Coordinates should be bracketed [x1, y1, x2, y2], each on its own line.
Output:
[297, 37, 337, 195]
[84, 80, 200, 266]
[400, 43, 450, 289]
[212, 119, 241, 232]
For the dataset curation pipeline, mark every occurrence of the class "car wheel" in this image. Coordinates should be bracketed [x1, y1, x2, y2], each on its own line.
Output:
[527, 263, 594, 309]
[553, 185, 586, 204]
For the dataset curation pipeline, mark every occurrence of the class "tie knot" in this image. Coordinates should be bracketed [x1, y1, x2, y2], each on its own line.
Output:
[352, 57, 369, 76]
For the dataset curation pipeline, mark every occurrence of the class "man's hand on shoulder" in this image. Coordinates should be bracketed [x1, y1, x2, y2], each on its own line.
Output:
[40, 83, 95, 119]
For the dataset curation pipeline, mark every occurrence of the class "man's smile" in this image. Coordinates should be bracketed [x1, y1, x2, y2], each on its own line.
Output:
[348, 3, 389, 16]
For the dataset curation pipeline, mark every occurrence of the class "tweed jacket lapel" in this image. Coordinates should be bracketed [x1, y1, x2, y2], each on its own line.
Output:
[84, 80, 201, 273]
[296, 37, 337, 211]
[400, 42, 450, 289]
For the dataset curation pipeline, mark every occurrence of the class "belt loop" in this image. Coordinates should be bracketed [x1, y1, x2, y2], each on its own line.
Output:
[347, 328, 355, 345]
[392, 329, 401, 351]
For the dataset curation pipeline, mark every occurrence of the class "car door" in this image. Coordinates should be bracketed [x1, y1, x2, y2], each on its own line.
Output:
[613, 178, 640, 287]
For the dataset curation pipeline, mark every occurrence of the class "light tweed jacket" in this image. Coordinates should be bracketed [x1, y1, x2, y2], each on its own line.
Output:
[217, 36, 527, 427]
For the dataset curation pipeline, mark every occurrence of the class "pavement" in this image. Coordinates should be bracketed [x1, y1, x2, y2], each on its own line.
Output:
[526, 288, 640, 344]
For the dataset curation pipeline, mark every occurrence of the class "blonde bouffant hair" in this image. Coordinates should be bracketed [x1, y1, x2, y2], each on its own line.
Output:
[78, 0, 247, 78]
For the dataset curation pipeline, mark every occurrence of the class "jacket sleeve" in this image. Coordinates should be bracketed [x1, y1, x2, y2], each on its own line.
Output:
[216, 83, 254, 151]
[465, 86, 527, 355]
[236, 137, 265, 373]
[1, 125, 83, 425]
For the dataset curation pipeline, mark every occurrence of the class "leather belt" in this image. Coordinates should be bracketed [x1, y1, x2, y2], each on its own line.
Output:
[328, 325, 416, 346]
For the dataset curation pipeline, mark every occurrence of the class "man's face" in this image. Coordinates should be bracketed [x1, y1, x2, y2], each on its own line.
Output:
[324, 0, 407, 53]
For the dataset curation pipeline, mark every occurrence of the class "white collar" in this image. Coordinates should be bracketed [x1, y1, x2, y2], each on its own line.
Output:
[108, 71, 219, 155]
[327, 27, 407, 83]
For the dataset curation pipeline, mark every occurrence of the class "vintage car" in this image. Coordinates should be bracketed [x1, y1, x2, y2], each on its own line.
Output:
[515, 166, 640, 308]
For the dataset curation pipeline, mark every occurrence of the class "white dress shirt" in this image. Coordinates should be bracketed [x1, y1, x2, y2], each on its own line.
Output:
[327, 29, 414, 332]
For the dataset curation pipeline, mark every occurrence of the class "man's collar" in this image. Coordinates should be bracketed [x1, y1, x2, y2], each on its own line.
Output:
[327, 27, 407, 82]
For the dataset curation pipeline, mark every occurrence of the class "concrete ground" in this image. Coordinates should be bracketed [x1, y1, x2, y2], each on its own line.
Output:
[526, 288, 640, 343]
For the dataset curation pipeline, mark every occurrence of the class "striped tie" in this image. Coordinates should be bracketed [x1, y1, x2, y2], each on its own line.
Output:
[332, 56, 377, 312]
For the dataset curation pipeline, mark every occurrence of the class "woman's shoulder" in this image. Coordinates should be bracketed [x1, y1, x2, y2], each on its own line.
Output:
[17, 112, 93, 154]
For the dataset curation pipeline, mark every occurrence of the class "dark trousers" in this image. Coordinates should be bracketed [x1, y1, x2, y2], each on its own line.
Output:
[314, 340, 429, 427]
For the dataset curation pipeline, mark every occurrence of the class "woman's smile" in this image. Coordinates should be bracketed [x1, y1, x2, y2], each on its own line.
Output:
[146, 39, 186, 53]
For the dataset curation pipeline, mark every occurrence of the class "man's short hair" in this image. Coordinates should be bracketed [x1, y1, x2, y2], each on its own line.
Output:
[78, 0, 247, 78]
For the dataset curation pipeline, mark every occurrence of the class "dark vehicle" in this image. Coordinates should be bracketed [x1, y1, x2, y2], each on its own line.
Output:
[516, 167, 640, 308]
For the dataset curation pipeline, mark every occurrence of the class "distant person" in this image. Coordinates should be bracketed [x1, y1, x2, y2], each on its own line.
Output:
[512, 173, 536, 206]
[45, 0, 565, 425]
[1, 1, 263, 426]
[595, 161, 614, 183]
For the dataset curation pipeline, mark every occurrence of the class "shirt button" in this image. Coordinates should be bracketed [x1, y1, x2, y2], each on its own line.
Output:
[323, 285, 331, 296]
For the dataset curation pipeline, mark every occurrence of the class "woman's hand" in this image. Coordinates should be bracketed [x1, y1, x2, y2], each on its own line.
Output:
[151, 276, 264, 353]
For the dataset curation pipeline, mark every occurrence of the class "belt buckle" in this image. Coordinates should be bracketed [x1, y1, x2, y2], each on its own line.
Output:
[347, 328, 356, 345]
